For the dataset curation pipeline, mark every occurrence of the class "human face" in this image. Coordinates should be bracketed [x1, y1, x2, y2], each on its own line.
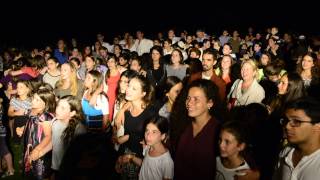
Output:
[144, 123, 164, 146]
[56, 99, 73, 121]
[85, 57, 95, 71]
[221, 56, 232, 70]
[219, 130, 244, 159]
[114, 45, 121, 54]
[171, 51, 181, 64]
[260, 54, 270, 66]
[119, 76, 129, 94]
[84, 73, 94, 88]
[241, 62, 256, 82]
[125, 78, 145, 101]
[302, 55, 315, 71]
[17, 82, 30, 97]
[186, 36, 193, 44]
[61, 64, 72, 80]
[163, 41, 171, 49]
[72, 49, 80, 57]
[190, 52, 199, 59]
[107, 58, 116, 70]
[119, 57, 127, 66]
[57, 40, 65, 49]
[202, 53, 216, 72]
[84, 46, 91, 55]
[278, 75, 288, 95]
[222, 44, 232, 55]
[47, 59, 58, 71]
[152, 49, 161, 62]
[254, 44, 261, 52]
[284, 109, 317, 145]
[130, 60, 141, 72]
[166, 82, 183, 104]
[32, 93, 45, 110]
[186, 87, 213, 118]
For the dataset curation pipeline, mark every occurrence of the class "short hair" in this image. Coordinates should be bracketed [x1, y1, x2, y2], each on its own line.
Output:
[286, 97, 320, 123]
[202, 49, 219, 61]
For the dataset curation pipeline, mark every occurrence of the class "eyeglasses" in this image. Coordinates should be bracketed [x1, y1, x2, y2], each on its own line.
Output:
[280, 117, 314, 127]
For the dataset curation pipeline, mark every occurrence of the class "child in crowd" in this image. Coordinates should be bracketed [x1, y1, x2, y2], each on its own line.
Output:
[216, 120, 258, 180]
[118, 116, 174, 180]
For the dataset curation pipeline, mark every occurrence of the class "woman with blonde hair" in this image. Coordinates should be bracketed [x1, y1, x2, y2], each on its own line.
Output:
[54, 62, 84, 100]
[227, 59, 265, 109]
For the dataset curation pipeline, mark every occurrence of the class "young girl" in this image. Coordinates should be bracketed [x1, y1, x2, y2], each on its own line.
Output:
[116, 74, 156, 179]
[54, 62, 83, 100]
[112, 70, 138, 150]
[165, 49, 188, 81]
[158, 76, 183, 119]
[8, 80, 33, 141]
[216, 120, 256, 180]
[82, 70, 109, 132]
[42, 57, 61, 89]
[120, 116, 174, 180]
[40, 95, 86, 178]
[17, 86, 56, 179]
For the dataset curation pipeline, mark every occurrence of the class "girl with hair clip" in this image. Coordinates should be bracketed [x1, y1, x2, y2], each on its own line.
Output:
[216, 120, 259, 180]
[115, 75, 156, 180]
[40, 95, 86, 179]
[16, 87, 56, 180]
[120, 116, 174, 180]
[54, 62, 84, 100]
[82, 70, 109, 132]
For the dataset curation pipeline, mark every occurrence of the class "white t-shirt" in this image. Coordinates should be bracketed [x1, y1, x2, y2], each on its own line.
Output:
[273, 147, 320, 180]
[216, 157, 250, 180]
[139, 148, 174, 180]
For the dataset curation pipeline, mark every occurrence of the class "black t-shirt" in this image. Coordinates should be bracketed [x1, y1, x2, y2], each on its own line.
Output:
[119, 106, 156, 158]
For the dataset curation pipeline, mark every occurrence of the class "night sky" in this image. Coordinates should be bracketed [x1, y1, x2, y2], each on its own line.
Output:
[1, 0, 318, 49]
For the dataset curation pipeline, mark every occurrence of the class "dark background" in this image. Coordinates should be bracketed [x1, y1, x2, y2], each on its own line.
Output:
[0, 0, 318, 49]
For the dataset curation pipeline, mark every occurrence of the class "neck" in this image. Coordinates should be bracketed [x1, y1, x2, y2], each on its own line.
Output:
[243, 78, 254, 86]
[19, 94, 28, 101]
[203, 69, 213, 77]
[150, 141, 165, 153]
[172, 63, 180, 68]
[296, 140, 320, 156]
[31, 108, 44, 116]
[131, 100, 144, 111]
[59, 118, 70, 124]
[193, 112, 211, 127]
[222, 155, 244, 169]
[302, 69, 312, 76]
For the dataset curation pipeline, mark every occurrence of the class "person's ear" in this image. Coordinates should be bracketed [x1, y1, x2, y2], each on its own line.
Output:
[238, 143, 246, 151]
[70, 110, 76, 118]
[207, 99, 214, 110]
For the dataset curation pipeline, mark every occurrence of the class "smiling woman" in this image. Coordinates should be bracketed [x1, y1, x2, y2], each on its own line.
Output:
[175, 79, 222, 180]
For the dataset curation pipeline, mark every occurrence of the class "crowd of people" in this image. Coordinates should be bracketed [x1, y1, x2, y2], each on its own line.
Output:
[0, 26, 320, 180]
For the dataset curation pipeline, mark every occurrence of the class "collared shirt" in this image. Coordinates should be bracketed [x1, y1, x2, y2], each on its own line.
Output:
[273, 146, 320, 180]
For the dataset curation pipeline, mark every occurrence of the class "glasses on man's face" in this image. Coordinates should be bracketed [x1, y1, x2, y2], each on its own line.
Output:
[280, 117, 314, 127]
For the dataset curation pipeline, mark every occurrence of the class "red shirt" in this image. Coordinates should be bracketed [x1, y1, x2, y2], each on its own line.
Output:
[175, 117, 220, 180]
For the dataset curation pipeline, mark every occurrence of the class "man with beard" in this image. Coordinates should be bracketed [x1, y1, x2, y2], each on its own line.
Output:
[189, 49, 226, 101]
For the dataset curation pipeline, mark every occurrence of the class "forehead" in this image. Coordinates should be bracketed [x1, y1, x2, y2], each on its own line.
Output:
[188, 87, 206, 97]
[285, 108, 309, 119]
[146, 123, 159, 130]
[129, 78, 141, 87]
[58, 99, 70, 107]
